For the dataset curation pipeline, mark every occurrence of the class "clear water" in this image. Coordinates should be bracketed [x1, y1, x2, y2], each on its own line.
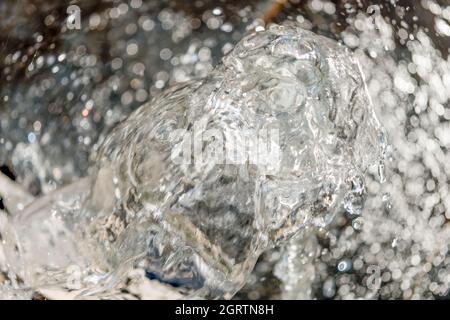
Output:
[3, 1, 450, 300]
[0, 24, 385, 298]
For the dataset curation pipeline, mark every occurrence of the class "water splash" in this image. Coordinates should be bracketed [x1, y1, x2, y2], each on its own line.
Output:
[1, 23, 384, 299]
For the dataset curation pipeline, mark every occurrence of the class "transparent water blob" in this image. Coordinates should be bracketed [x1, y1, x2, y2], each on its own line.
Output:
[1, 23, 385, 299]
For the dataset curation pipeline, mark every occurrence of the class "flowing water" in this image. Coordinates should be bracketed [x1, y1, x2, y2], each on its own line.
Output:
[0, 23, 385, 299]
[1, 0, 450, 300]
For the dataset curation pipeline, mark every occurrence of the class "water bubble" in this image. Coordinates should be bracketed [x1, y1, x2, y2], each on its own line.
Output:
[337, 260, 352, 273]
[322, 277, 336, 298]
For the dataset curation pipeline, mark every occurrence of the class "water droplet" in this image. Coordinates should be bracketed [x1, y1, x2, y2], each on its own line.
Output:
[352, 217, 363, 230]
[378, 162, 386, 183]
[337, 260, 352, 272]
